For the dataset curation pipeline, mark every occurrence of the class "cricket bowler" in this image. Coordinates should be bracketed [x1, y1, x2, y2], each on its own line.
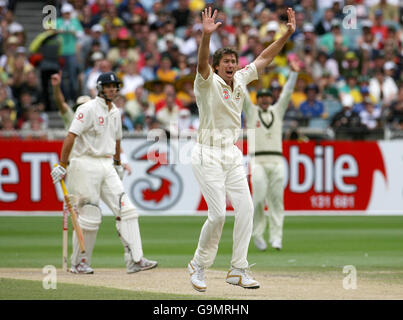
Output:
[188, 7, 295, 291]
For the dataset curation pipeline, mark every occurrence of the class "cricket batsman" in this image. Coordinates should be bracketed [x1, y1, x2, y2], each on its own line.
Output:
[50, 72, 157, 274]
[188, 7, 295, 291]
[243, 57, 300, 251]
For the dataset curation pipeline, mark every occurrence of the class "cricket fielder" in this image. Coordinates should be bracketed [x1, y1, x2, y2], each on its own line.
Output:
[51, 72, 157, 274]
[243, 58, 300, 251]
[188, 7, 295, 291]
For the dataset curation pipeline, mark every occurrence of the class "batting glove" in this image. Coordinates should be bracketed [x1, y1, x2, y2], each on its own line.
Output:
[51, 164, 66, 184]
[114, 164, 125, 180]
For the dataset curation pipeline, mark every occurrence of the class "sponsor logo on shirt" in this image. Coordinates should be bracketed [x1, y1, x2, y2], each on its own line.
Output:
[223, 88, 230, 100]
[99, 116, 104, 125]
[76, 112, 84, 121]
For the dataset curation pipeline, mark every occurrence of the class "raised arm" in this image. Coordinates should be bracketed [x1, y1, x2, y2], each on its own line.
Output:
[51, 72, 70, 114]
[253, 8, 296, 74]
[276, 58, 300, 117]
[198, 7, 222, 79]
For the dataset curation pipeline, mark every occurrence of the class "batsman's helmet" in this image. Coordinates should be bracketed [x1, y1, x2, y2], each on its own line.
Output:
[96, 72, 122, 101]
[96, 72, 122, 92]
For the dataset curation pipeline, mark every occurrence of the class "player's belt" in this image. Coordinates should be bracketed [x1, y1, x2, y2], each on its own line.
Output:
[252, 151, 283, 157]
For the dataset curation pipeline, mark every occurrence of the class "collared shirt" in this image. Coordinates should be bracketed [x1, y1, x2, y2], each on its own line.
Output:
[69, 96, 122, 158]
[243, 72, 298, 162]
[194, 62, 258, 148]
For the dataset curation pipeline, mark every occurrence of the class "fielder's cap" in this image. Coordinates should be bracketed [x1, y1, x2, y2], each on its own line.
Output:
[91, 24, 103, 33]
[384, 61, 396, 71]
[342, 94, 354, 107]
[76, 95, 91, 106]
[257, 88, 273, 97]
[61, 3, 74, 14]
[266, 21, 279, 32]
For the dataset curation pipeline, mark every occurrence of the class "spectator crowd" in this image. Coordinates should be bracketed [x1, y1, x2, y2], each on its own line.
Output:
[0, 0, 402, 140]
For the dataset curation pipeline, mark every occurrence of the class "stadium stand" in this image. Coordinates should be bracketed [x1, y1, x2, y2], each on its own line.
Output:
[0, 0, 401, 142]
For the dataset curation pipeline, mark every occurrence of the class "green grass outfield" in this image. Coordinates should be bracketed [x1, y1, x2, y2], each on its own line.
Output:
[1, 216, 402, 270]
[0, 215, 403, 299]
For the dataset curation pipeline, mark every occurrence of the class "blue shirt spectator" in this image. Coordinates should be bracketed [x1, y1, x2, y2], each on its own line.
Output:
[300, 84, 324, 118]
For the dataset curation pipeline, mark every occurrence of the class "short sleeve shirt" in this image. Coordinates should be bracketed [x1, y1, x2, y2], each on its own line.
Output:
[194, 62, 258, 147]
[69, 97, 122, 158]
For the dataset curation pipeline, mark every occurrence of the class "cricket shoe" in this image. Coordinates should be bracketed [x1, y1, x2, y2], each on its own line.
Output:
[226, 266, 260, 289]
[253, 236, 267, 251]
[70, 259, 94, 274]
[270, 239, 282, 251]
[188, 260, 207, 292]
[127, 257, 158, 274]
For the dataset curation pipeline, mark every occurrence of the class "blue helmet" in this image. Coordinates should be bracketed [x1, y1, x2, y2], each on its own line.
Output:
[96, 72, 122, 89]
[96, 72, 122, 101]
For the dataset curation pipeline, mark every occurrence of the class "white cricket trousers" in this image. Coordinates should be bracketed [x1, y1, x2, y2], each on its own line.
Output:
[251, 158, 285, 243]
[67, 156, 143, 265]
[191, 143, 254, 269]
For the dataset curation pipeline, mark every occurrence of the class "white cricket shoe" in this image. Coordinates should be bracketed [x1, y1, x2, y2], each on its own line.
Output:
[70, 259, 94, 274]
[226, 267, 260, 289]
[127, 257, 158, 274]
[253, 236, 267, 251]
[271, 239, 282, 250]
[188, 260, 207, 292]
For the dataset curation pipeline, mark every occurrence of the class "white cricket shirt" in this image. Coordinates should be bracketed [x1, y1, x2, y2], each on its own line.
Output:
[243, 71, 297, 163]
[69, 96, 122, 158]
[194, 62, 258, 148]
